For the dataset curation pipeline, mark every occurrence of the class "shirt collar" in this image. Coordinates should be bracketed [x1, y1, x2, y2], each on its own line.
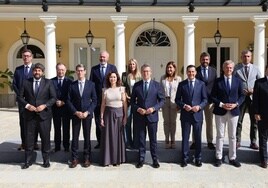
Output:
[188, 78, 196, 82]
[79, 79, 86, 83]
[34, 78, 41, 82]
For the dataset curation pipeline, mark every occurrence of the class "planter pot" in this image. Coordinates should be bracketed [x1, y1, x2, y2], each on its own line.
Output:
[0, 93, 16, 108]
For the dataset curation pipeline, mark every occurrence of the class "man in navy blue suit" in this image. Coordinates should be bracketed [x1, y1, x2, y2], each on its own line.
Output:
[12, 49, 39, 151]
[89, 51, 117, 149]
[51, 63, 73, 152]
[131, 64, 165, 168]
[68, 64, 97, 168]
[211, 60, 244, 168]
[175, 65, 207, 167]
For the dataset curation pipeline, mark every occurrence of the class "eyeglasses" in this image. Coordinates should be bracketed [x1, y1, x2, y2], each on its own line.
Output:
[23, 55, 32, 58]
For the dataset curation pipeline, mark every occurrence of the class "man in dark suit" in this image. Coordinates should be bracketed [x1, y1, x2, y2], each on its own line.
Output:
[253, 64, 268, 168]
[195, 52, 217, 150]
[12, 49, 39, 151]
[51, 63, 72, 152]
[68, 64, 97, 168]
[211, 60, 244, 168]
[131, 64, 165, 168]
[18, 63, 56, 169]
[175, 65, 207, 167]
[89, 51, 117, 149]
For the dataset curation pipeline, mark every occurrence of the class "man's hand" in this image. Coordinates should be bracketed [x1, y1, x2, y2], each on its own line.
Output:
[145, 107, 155, 115]
[27, 105, 37, 112]
[35, 104, 47, 112]
[255, 114, 261, 121]
[137, 108, 146, 115]
[184, 104, 192, 112]
[192, 105, 200, 113]
[56, 100, 65, 107]
[75, 111, 83, 119]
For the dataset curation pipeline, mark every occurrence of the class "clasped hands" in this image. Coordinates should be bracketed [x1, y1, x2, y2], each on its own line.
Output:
[222, 103, 238, 111]
[75, 111, 89, 119]
[27, 104, 47, 112]
[137, 107, 154, 115]
[184, 104, 200, 112]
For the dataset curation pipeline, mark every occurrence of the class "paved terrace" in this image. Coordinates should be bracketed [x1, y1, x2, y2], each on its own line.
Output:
[0, 107, 267, 188]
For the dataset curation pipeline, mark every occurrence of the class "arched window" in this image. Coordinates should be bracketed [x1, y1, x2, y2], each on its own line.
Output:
[136, 29, 171, 47]
[16, 45, 45, 59]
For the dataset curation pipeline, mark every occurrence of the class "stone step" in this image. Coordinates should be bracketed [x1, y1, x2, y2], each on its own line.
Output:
[0, 140, 261, 165]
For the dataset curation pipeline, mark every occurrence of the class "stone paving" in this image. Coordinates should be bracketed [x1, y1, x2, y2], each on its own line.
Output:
[0, 107, 267, 188]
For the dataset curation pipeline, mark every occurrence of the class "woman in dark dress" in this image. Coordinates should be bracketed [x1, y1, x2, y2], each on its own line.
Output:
[100, 72, 127, 166]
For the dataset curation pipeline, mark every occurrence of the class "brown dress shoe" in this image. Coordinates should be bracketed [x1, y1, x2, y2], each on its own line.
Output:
[69, 159, 79, 168]
[250, 143, 259, 150]
[83, 160, 91, 168]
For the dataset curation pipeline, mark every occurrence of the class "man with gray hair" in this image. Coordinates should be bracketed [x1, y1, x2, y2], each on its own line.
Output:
[211, 60, 244, 167]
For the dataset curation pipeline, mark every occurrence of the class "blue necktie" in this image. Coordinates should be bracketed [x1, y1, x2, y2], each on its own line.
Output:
[101, 66, 105, 80]
[24, 66, 29, 79]
[144, 81, 148, 97]
[189, 81, 194, 96]
[203, 68, 208, 82]
[226, 78, 231, 93]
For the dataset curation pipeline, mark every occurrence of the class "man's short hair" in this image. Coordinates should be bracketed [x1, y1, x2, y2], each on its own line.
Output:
[33, 63, 45, 72]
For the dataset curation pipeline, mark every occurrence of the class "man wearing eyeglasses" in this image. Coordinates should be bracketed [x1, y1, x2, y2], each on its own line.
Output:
[12, 49, 39, 151]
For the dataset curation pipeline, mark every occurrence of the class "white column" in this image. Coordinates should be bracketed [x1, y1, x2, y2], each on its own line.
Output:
[252, 16, 268, 77]
[182, 16, 198, 78]
[40, 16, 57, 78]
[111, 16, 127, 77]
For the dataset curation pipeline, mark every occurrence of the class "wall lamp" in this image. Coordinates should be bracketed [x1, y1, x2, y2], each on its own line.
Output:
[56, 44, 62, 57]
[115, 0, 121, 12]
[150, 18, 157, 46]
[214, 18, 222, 46]
[20, 18, 30, 47]
[262, 1, 267, 12]
[188, 2, 195, 13]
[85, 18, 94, 47]
[42, 0, 48, 12]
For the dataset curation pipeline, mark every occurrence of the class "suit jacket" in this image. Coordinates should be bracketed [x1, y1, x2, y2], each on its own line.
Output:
[175, 79, 207, 122]
[211, 76, 245, 116]
[131, 80, 165, 123]
[234, 63, 261, 99]
[196, 65, 217, 103]
[160, 75, 181, 104]
[67, 79, 97, 119]
[89, 63, 117, 105]
[12, 64, 34, 96]
[51, 77, 73, 116]
[252, 77, 268, 123]
[17, 77, 57, 121]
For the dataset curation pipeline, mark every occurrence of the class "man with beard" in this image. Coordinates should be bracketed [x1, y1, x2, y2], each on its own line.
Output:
[18, 63, 56, 169]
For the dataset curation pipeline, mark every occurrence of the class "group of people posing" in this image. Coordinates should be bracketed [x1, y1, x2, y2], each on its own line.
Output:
[12, 48, 268, 170]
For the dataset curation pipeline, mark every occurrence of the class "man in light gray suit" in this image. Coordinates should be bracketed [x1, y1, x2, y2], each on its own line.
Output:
[234, 50, 261, 149]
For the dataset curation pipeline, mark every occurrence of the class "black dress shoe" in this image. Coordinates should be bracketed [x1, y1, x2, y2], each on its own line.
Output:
[21, 163, 32, 169]
[53, 148, 60, 152]
[195, 160, 202, 167]
[215, 159, 222, 167]
[18, 144, 25, 151]
[260, 161, 267, 168]
[181, 161, 187, 167]
[190, 143, 195, 150]
[207, 143, 215, 150]
[152, 160, 160, 168]
[94, 143, 100, 149]
[64, 148, 70, 152]
[43, 162, 50, 168]
[229, 159, 241, 168]
[34, 144, 39, 150]
[82, 160, 91, 168]
[136, 161, 144, 168]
